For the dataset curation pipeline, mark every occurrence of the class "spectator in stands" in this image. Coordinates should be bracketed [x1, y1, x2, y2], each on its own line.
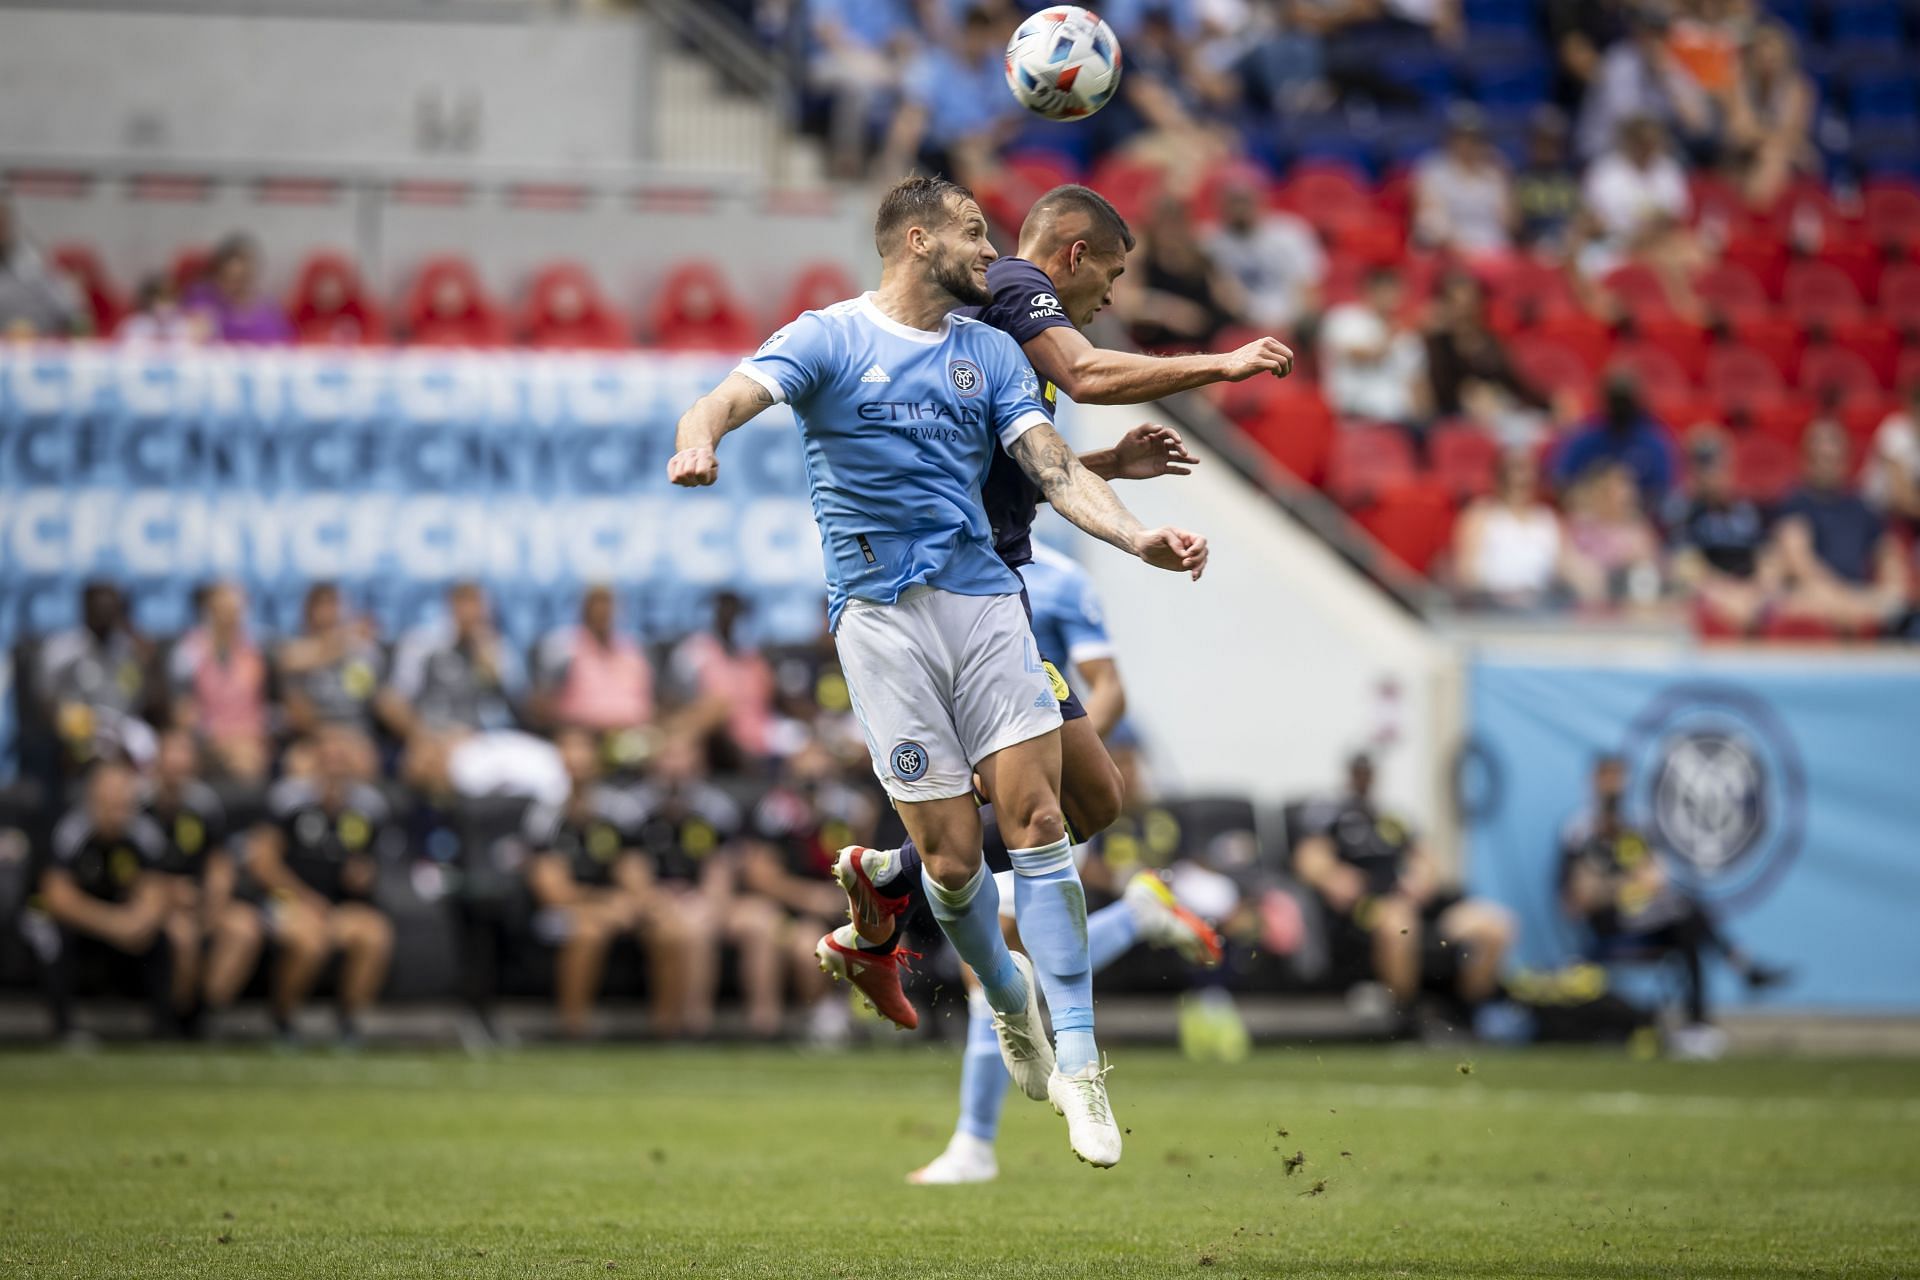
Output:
[742, 735, 883, 1044]
[1723, 20, 1816, 208]
[0, 189, 87, 338]
[277, 583, 386, 746]
[531, 585, 656, 753]
[143, 726, 260, 1030]
[1451, 447, 1576, 611]
[29, 761, 177, 1041]
[1235, 2, 1331, 117]
[807, 0, 913, 177]
[1564, 460, 1665, 607]
[1670, 429, 1770, 630]
[1119, 195, 1243, 354]
[1424, 272, 1549, 438]
[1580, 116, 1699, 281]
[1559, 754, 1788, 1059]
[630, 734, 786, 1039]
[117, 274, 208, 347]
[1414, 107, 1515, 262]
[187, 235, 292, 345]
[1572, 8, 1714, 163]
[167, 581, 271, 783]
[1099, 8, 1239, 184]
[521, 729, 663, 1039]
[1865, 382, 1920, 526]
[1513, 108, 1582, 252]
[246, 724, 398, 1045]
[37, 582, 156, 772]
[879, 6, 1021, 185]
[1203, 172, 1326, 335]
[1761, 420, 1909, 631]
[670, 591, 778, 767]
[1318, 265, 1430, 434]
[1550, 372, 1677, 507]
[1547, 0, 1631, 115]
[1292, 753, 1515, 1026]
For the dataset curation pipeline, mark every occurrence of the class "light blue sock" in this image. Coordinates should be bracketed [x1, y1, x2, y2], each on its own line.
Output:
[1008, 836, 1098, 1074]
[1087, 898, 1141, 973]
[955, 988, 1011, 1143]
[922, 862, 1026, 1014]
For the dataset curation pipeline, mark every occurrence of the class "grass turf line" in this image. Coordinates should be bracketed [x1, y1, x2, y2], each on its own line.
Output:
[2, 1045, 1917, 1278]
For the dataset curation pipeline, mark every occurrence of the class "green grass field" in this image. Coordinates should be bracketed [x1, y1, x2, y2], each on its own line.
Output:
[3, 1044, 1917, 1279]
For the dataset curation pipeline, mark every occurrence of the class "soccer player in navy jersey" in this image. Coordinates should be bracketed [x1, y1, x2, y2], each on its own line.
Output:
[669, 176, 1216, 1167]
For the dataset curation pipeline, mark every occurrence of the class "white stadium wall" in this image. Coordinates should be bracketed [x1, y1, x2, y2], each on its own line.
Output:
[1051, 402, 1454, 840]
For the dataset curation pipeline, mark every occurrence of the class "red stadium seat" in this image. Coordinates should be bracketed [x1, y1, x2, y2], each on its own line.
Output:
[1756, 180, 1849, 248]
[1240, 386, 1336, 486]
[1798, 344, 1882, 405]
[1328, 215, 1405, 267]
[50, 244, 127, 335]
[1703, 344, 1787, 412]
[1189, 159, 1275, 226]
[1602, 262, 1679, 323]
[1509, 335, 1597, 402]
[1632, 315, 1710, 381]
[1428, 421, 1500, 501]
[1326, 423, 1418, 507]
[1533, 313, 1613, 374]
[774, 261, 861, 328]
[1085, 154, 1165, 226]
[1782, 260, 1866, 330]
[1723, 234, 1788, 299]
[288, 251, 387, 346]
[1732, 432, 1800, 503]
[976, 151, 1079, 234]
[1816, 239, 1883, 303]
[1694, 261, 1769, 322]
[171, 245, 212, 294]
[1881, 262, 1920, 336]
[1899, 346, 1920, 393]
[1832, 319, 1902, 387]
[1489, 258, 1584, 332]
[644, 261, 758, 353]
[1279, 163, 1374, 235]
[1609, 341, 1693, 402]
[519, 261, 629, 351]
[401, 256, 508, 347]
[1353, 479, 1456, 576]
[1863, 180, 1920, 254]
[1734, 394, 1816, 448]
[1729, 313, 1805, 382]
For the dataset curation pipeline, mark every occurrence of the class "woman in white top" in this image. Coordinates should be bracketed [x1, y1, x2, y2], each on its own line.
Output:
[1452, 446, 1578, 609]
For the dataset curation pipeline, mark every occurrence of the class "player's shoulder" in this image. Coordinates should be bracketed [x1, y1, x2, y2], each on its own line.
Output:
[267, 776, 321, 818]
[50, 809, 95, 862]
[1557, 808, 1597, 850]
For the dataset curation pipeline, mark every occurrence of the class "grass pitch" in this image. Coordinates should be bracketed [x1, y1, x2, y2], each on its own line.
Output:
[2, 1043, 1917, 1278]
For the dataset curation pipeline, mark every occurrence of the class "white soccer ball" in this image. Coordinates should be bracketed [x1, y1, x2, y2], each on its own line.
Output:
[1005, 6, 1123, 122]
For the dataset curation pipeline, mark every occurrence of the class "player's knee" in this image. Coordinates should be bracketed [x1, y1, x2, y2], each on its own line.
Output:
[1373, 897, 1418, 936]
[1001, 794, 1066, 850]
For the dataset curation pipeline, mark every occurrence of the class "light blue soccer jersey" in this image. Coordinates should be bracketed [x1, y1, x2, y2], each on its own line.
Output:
[735, 293, 1053, 628]
[1016, 543, 1113, 672]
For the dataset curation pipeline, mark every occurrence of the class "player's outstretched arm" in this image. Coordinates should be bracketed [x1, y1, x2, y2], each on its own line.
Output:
[667, 372, 778, 487]
[1080, 423, 1200, 481]
[1008, 421, 1208, 580]
[1023, 324, 1293, 406]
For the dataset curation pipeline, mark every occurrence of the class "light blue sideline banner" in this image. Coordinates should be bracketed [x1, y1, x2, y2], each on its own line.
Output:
[1463, 654, 1920, 1012]
[0, 347, 832, 774]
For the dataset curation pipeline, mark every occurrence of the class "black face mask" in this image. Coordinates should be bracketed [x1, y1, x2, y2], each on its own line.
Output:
[1605, 392, 1639, 430]
[1599, 791, 1623, 822]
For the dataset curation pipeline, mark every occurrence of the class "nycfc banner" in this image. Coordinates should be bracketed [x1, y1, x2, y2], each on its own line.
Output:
[0, 347, 831, 770]
[1461, 654, 1920, 1012]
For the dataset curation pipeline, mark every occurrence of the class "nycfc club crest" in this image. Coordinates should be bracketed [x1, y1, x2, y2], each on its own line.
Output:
[949, 359, 982, 397]
[1621, 683, 1806, 911]
[890, 741, 930, 783]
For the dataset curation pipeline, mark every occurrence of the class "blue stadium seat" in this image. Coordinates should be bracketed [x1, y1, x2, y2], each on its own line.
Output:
[1376, 114, 1446, 169]
[1852, 119, 1920, 178]
[1851, 73, 1919, 125]
[1282, 113, 1378, 176]
[1764, 0, 1815, 37]
[1474, 64, 1551, 109]
[1826, 0, 1907, 44]
[1462, 0, 1536, 35]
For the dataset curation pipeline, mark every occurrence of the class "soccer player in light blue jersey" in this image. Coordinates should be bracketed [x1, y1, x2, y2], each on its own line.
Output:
[668, 176, 1209, 1167]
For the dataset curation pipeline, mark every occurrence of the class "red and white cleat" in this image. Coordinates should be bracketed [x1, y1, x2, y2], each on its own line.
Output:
[832, 845, 912, 944]
[816, 924, 920, 1031]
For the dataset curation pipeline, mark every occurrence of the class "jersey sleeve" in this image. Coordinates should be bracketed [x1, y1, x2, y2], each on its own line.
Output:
[1058, 571, 1115, 666]
[979, 260, 1075, 346]
[734, 311, 833, 405]
[978, 327, 1053, 450]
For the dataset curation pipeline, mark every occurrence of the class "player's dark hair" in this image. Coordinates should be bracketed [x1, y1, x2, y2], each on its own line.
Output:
[873, 176, 975, 257]
[1024, 184, 1136, 255]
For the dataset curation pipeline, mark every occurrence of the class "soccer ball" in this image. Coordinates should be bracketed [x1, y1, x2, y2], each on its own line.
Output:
[1005, 7, 1123, 122]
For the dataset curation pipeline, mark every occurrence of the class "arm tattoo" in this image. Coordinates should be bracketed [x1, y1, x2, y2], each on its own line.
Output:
[1009, 424, 1144, 554]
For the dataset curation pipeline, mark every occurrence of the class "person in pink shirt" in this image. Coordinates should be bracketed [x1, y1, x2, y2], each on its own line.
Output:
[670, 591, 778, 768]
[168, 581, 270, 781]
[530, 586, 657, 760]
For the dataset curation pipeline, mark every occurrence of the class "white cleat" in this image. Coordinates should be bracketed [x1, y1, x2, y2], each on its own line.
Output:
[1048, 1061, 1123, 1168]
[1124, 871, 1225, 967]
[906, 1133, 999, 1185]
[991, 952, 1054, 1102]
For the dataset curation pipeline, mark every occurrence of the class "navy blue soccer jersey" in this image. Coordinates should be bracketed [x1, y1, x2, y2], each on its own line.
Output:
[956, 257, 1076, 569]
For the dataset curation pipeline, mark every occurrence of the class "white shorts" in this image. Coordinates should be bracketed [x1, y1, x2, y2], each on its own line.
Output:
[836, 586, 1062, 803]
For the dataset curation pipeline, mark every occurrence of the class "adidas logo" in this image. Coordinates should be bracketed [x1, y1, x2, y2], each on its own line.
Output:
[859, 364, 891, 383]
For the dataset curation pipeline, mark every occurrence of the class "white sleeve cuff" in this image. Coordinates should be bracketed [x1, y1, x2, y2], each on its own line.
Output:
[732, 362, 788, 404]
[998, 408, 1051, 449]
[1067, 641, 1115, 665]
